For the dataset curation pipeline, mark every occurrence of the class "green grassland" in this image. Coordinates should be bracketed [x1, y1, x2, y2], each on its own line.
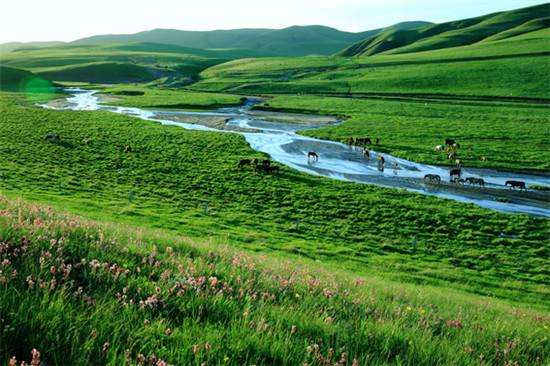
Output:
[2, 197, 549, 365]
[192, 29, 550, 98]
[0, 43, 273, 84]
[0, 91, 549, 309]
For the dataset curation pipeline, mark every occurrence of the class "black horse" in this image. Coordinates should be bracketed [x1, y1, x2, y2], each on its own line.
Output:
[424, 174, 441, 184]
[308, 152, 319, 162]
[449, 168, 461, 178]
[505, 180, 526, 190]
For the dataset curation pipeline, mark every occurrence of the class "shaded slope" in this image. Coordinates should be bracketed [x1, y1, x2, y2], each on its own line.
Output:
[37, 62, 159, 83]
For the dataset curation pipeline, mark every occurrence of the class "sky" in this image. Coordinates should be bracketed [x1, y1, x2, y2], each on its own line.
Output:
[1, 0, 547, 43]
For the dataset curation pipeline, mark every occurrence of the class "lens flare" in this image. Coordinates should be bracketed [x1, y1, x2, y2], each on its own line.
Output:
[20, 76, 55, 101]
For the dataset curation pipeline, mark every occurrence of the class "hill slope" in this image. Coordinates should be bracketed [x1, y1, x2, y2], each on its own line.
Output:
[70, 22, 432, 56]
[339, 3, 549, 56]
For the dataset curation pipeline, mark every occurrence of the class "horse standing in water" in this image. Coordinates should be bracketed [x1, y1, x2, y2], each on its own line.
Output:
[505, 180, 526, 191]
[363, 149, 370, 159]
[377, 156, 385, 172]
[308, 151, 319, 162]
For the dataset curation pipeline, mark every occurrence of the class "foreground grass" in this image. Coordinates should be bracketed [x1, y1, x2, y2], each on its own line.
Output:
[0, 91, 548, 309]
[1, 196, 549, 365]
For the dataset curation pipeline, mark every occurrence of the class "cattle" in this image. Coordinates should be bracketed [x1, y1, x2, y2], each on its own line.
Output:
[465, 177, 485, 187]
[308, 151, 319, 162]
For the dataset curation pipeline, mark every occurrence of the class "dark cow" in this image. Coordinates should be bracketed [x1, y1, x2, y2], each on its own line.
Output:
[505, 180, 526, 191]
[424, 174, 441, 184]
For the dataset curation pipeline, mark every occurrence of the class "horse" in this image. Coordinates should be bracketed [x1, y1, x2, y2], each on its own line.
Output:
[254, 164, 270, 173]
[445, 138, 456, 146]
[465, 177, 485, 187]
[505, 180, 526, 191]
[238, 159, 252, 168]
[449, 168, 461, 178]
[434, 145, 445, 152]
[45, 133, 60, 141]
[262, 159, 271, 167]
[308, 152, 319, 162]
[424, 174, 441, 184]
[363, 149, 370, 158]
[448, 152, 456, 160]
[377, 156, 385, 172]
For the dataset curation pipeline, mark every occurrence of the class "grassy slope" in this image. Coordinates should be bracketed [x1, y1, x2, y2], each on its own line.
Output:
[0, 91, 548, 308]
[2, 197, 548, 365]
[70, 24, 432, 57]
[0, 43, 262, 83]
[338, 3, 549, 57]
[193, 29, 550, 99]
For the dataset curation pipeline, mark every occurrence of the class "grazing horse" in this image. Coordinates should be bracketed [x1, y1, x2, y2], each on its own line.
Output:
[45, 133, 60, 141]
[363, 149, 370, 159]
[254, 164, 270, 173]
[435, 145, 445, 152]
[465, 177, 485, 187]
[424, 174, 441, 184]
[445, 138, 456, 146]
[450, 168, 461, 178]
[505, 180, 526, 191]
[238, 159, 252, 168]
[308, 152, 319, 162]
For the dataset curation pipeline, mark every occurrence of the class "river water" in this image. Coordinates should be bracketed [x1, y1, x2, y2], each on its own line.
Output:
[42, 88, 550, 217]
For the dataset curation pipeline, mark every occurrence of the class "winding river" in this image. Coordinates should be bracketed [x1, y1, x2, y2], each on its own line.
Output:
[42, 88, 550, 217]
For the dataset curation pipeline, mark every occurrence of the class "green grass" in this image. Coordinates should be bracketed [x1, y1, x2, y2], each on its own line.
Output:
[1, 196, 549, 365]
[0, 91, 548, 309]
[100, 85, 243, 109]
[257, 94, 550, 171]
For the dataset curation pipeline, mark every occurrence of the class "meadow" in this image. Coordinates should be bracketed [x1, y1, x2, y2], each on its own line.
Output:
[1, 195, 549, 366]
[0, 91, 548, 310]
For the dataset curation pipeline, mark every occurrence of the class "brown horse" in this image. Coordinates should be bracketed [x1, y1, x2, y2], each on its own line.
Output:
[308, 152, 319, 162]
[450, 168, 461, 178]
[505, 180, 526, 190]
[424, 174, 441, 184]
[238, 159, 252, 168]
[465, 177, 485, 187]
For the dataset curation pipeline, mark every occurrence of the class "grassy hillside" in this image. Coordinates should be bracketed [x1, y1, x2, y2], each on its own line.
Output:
[0, 43, 281, 84]
[1, 91, 549, 308]
[2, 196, 549, 365]
[0, 65, 56, 99]
[193, 28, 550, 99]
[338, 3, 549, 56]
[70, 23, 432, 57]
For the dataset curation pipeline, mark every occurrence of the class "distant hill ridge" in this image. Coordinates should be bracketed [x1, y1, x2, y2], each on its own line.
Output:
[1, 22, 431, 57]
[338, 3, 550, 56]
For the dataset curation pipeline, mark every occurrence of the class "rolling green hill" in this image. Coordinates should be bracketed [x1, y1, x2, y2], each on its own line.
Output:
[70, 22, 431, 56]
[0, 65, 55, 92]
[338, 3, 549, 56]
